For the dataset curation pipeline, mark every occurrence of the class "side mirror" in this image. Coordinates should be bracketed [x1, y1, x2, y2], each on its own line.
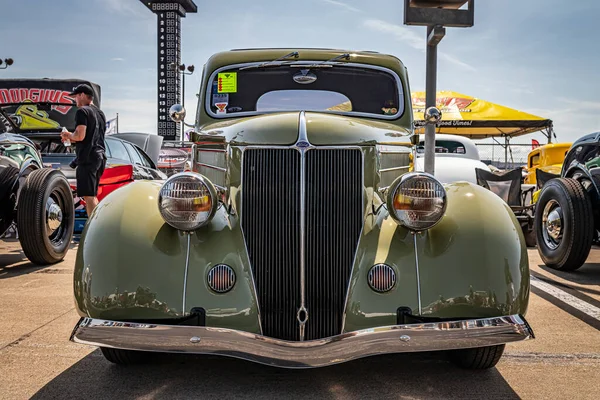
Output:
[169, 104, 187, 123]
[424, 106, 442, 125]
[410, 134, 420, 145]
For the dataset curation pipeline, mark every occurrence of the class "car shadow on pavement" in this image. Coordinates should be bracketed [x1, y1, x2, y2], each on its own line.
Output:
[539, 262, 600, 290]
[31, 349, 519, 399]
[0, 242, 77, 279]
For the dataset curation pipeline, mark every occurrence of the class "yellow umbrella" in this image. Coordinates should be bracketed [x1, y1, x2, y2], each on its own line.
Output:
[411, 91, 553, 139]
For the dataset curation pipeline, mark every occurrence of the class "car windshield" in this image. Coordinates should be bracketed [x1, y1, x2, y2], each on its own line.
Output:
[205, 63, 403, 119]
[0, 143, 38, 164]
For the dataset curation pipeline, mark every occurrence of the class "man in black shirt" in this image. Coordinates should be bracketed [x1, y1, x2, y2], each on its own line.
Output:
[60, 84, 107, 216]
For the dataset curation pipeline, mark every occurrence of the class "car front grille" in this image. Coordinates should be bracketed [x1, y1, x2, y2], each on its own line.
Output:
[241, 148, 363, 341]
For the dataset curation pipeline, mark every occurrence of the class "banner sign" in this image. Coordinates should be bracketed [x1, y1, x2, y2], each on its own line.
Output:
[0, 79, 101, 132]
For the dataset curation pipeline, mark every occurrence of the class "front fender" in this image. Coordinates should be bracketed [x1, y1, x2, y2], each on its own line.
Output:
[73, 180, 261, 333]
[342, 182, 529, 332]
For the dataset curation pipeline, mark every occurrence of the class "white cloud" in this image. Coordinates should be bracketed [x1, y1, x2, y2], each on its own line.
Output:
[101, 0, 146, 16]
[363, 19, 423, 50]
[363, 19, 477, 71]
[439, 53, 476, 72]
[320, 0, 362, 13]
[110, 57, 125, 62]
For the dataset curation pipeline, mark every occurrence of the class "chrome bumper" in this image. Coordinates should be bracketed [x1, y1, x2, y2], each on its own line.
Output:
[71, 314, 534, 368]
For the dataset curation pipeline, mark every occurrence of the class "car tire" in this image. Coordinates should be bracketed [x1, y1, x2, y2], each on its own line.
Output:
[0, 165, 19, 235]
[100, 347, 150, 365]
[16, 169, 74, 265]
[449, 344, 505, 369]
[534, 178, 594, 271]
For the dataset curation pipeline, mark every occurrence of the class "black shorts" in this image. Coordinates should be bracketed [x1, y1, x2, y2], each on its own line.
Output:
[76, 158, 106, 197]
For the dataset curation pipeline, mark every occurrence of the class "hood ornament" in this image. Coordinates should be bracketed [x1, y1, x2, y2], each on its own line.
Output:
[293, 69, 317, 85]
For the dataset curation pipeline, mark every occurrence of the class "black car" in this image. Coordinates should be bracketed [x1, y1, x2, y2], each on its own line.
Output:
[535, 131, 600, 270]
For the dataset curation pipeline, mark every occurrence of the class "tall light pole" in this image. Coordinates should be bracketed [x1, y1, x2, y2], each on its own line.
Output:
[169, 62, 195, 141]
[404, 0, 474, 174]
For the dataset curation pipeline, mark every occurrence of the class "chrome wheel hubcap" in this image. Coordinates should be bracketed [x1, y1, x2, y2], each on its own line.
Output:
[542, 199, 562, 250]
[46, 197, 63, 234]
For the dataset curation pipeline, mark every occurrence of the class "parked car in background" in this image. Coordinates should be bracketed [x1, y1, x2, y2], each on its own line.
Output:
[30, 133, 167, 233]
[70, 48, 533, 369]
[524, 142, 571, 185]
[535, 132, 600, 270]
[413, 133, 491, 184]
[0, 133, 74, 264]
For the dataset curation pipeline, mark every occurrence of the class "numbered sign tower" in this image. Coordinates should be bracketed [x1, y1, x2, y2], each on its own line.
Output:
[140, 0, 197, 140]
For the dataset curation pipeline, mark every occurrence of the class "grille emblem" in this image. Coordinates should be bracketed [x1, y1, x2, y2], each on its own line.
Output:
[296, 141, 310, 148]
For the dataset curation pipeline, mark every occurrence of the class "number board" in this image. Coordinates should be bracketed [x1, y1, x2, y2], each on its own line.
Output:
[156, 10, 181, 139]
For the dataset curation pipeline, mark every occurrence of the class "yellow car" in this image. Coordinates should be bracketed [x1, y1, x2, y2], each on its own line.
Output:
[524, 142, 572, 185]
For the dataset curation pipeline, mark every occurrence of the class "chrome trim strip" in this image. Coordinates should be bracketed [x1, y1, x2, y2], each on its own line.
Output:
[182, 232, 192, 316]
[196, 163, 227, 172]
[413, 233, 422, 315]
[205, 61, 406, 121]
[197, 149, 227, 153]
[379, 166, 409, 173]
[297, 110, 308, 341]
[71, 314, 534, 369]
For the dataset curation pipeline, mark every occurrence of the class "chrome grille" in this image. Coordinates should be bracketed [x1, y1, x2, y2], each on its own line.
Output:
[305, 149, 363, 340]
[241, 148, 362, 341]
[242, 149, 301, 341]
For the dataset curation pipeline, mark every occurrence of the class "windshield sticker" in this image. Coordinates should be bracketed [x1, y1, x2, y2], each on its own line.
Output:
[217, 72, 237, 93]
[215, 102, 228, 114]
[212, 93, 229, 105]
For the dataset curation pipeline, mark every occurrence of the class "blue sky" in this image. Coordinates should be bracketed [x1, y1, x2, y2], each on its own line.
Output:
[1, 0, 598, 145]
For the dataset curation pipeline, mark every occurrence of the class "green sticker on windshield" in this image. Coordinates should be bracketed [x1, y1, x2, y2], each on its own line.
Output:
[217, 72, 237, 93]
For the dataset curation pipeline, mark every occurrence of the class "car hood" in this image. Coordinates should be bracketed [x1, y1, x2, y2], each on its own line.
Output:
[196, 112, 411, 146]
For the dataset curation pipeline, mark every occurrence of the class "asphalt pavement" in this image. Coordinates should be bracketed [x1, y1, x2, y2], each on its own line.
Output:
[1, 239, 599, 400]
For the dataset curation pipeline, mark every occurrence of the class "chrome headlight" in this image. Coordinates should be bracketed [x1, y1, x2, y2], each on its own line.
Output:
[158, 172, 218, 231]
[387, 172, 447, 231]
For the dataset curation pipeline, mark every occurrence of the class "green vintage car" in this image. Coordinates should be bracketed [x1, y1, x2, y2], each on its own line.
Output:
[70, 48, 534, 369]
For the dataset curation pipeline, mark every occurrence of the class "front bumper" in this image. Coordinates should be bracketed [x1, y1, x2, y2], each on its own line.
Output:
[71, 314, 534, 368]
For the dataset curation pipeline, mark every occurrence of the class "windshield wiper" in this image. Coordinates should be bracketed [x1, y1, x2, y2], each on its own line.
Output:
[239, 51, 300, 70]
[291, 53, 351, 69]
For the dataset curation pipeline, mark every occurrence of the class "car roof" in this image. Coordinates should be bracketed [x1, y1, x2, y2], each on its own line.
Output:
[572, 132, 600, 147]
[204, 48, 407, 76]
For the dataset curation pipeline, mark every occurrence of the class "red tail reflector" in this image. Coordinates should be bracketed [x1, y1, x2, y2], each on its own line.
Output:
[97, 164, 134, 201]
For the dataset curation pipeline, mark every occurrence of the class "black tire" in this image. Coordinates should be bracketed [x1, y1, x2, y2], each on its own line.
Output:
[449, 344, 505, 369]
[100, 347, 150, 365]
[16, 169, 74, 265]
[0, 165, 19, 235]
[534, 178, 594, 271]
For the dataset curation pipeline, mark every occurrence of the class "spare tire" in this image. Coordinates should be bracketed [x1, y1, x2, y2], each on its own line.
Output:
[0, 165, 19, 235]
[16, 169, 74, 265]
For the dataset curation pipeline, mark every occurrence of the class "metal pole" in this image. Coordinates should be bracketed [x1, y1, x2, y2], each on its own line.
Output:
[505, 136, 508, 168]
[424, 25, 438, 175]
[181, 71, 185, 142]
